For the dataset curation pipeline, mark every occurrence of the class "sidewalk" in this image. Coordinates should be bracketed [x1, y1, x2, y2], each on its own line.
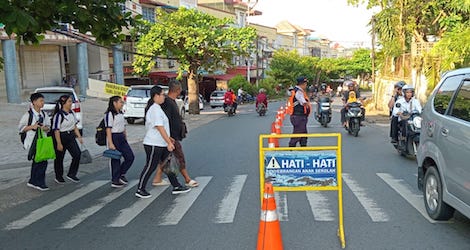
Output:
[0, 97, 224, 190]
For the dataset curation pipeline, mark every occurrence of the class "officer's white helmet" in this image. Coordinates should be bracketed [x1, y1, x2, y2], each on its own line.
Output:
[402, 85, 415, 95]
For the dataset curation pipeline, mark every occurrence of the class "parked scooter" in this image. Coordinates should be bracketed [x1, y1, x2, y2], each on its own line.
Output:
[344, 102, 363, 137]
[256, 103, 267, 116]
[314, 97, 332, 127]
[224, 104, 236, 116]
[395, 111, 421, 157]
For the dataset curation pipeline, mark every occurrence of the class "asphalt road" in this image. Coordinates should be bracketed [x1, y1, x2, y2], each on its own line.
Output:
[0, 100, 469, 250]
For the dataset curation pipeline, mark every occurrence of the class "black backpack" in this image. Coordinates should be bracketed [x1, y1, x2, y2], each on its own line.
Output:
[95, 118, 106, 146]
[20, 109, 45, 144]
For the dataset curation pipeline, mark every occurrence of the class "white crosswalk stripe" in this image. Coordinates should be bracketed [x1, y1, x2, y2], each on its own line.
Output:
[158, 176, 212, 225]
[5, 181, 108, 230]
[107, 184, 169, 227]
[60, 180, 139, 229]
[376, 173, 449, 224]
[215, 175, 247, 224]
[306, 191, 335, 221]
[343, 173, 389, 222]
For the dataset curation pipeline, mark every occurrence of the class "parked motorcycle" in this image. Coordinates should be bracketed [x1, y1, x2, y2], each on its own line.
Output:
[224, 104, 236, 116]
[344, 102, 363, 137]
[256, 103, 267, 116]
[314, 97, 332, 127]
[395, 111, 421, 158]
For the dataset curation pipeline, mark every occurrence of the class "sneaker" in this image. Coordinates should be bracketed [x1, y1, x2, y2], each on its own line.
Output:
[152, 179, 170, 186]
[172, 186, 191, 195]
[111, 182, 125, 188]
[55, 177, 66, 184]
[26, 182, 37, 189]
[119, 176, 128, 185]
[66, 175, 80, 183]
[36, 185, 49, 191]
[135, 189, 152, 198]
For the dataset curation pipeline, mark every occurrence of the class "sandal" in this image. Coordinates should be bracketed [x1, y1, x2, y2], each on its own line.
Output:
[152, 179, 170, 186]
[186, 179, 199, 187]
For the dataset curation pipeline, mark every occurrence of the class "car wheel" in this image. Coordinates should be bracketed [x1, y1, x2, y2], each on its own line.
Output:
[126, 118, 135, 124]
[423, 166, 455, 220]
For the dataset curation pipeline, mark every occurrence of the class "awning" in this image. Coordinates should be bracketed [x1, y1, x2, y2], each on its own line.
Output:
[148, 71, 178, 78]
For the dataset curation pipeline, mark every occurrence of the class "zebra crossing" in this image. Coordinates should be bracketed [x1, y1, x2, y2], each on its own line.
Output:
[2, 172, 439, 231]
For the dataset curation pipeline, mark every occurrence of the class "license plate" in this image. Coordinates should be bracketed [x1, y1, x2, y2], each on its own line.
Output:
[133, 103, 146, 108]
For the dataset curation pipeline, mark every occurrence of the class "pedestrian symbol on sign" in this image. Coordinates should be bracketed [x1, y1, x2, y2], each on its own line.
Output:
[266, 157, 281, 169]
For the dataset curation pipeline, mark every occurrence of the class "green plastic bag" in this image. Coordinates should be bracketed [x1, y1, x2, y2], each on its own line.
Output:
[34, 128, 56, 163]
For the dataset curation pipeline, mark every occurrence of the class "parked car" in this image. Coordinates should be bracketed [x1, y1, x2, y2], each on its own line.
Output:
[184, 94, 204, 111]
[34, 87, 83, 134]
[210, 90, 226, 108]
[417, 67, 470, 221]
[123, 85, 184, 124]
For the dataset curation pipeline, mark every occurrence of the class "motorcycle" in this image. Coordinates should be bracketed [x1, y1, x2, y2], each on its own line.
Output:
[395, 111, 421, 158]
[224, 104, 235, 116]
[256, 103, 267, 116]
[344, 102, 363, 137]
[314, 97, 332, 127]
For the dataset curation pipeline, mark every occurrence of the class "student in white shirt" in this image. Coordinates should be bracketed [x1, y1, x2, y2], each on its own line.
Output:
[18, 93, 51, 191]
[52, 95, 83, 184]
[105, 96, 134, 188]
[135, 86, 191, 198]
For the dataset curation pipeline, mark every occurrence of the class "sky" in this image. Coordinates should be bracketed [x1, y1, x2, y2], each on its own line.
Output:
[247, 0, 377, 47]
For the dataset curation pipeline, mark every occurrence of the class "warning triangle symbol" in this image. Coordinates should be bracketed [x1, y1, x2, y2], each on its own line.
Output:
[266, 157, 281, 169]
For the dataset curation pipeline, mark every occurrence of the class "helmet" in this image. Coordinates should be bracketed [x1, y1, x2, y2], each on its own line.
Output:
[320, 83, 327, 91]
[259, 88, 266, 93]
[344, 80, 354, 88]
[394, 81, 406, 89]
[228, 88, 233, 92]
[402, 85, 415, 93]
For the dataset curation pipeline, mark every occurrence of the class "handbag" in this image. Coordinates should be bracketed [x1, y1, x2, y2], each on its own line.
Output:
[79, 143, 93, 164]
[180, 121, 187, 139]
[34, 128, 56, 163]
[162, 153, 180, 175]
[103, 149, 122, 160]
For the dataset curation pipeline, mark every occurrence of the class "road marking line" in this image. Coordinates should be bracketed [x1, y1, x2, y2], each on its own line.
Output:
[275, 192, 288, 221]
[376, 173, 448, 224]
[60, 180, 138, 229]
[5, 181, 107, 230]
[215, 175, 247, 224]
[306, 191, 335, 221]
[343, 173, 389, 222]
[107, 184, 169, 227]
[158, 176, 212, 225]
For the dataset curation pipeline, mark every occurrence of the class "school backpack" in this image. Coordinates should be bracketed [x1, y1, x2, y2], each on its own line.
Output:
[19, 109, 45, 144]
[95, 119, 106, 146]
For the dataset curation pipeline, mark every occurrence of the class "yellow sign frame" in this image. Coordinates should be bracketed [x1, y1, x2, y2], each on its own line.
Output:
[259, 133, 345, 248]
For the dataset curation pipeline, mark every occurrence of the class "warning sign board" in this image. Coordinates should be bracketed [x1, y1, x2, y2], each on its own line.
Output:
[104, 82, 129, 97]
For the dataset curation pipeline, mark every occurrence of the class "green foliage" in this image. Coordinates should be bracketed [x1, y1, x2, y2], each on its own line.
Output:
[133, 7, 257, 75]
[257, 77, 279, 97]
[0, 0, 134, 45]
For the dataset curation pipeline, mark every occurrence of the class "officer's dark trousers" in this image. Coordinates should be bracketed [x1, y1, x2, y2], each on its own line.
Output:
[29, 160, 47, 187]
[110, 133, 134, 183]
[390, 116, 399, 141]
[54, 132, 81, 179]
[289, 115, 308, 147]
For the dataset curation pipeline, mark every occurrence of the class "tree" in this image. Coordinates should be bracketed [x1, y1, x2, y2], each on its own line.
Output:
[267, 49, 315, 88]
[133, 8, 256, 114]
[0, 0, 134, 44]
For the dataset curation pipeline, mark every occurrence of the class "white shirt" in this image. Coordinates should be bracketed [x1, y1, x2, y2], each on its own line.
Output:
[18, 108, 51, 150]
[238, 89, 243, 96]
[143, 103, 170, 147]
[391, 96, 405, 117]
[294, 86, 307, 105]
[397, 97, 422, 120]
[52, 110, 78, 132]
[105, 112, 126, 133]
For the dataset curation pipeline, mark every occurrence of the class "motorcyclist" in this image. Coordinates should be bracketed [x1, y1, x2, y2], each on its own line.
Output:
[256, 88, 268, 110]
[223, 88, 237, 113]
[396, 85, 422, 131]
[389, 81, 405, 144]
[315, 83, 332, 118]
[341, 80, 364, 127]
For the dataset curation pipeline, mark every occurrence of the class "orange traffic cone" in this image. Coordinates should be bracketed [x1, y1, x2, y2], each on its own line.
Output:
[257, 183, 283, 250]
[268, 122, 279, 148]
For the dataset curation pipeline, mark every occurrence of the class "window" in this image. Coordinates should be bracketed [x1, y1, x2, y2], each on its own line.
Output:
[142, 7, 155, 23]
[433, 75, 464, 115]
[122, 43, 132, 63]
[449, 80, 470, 122]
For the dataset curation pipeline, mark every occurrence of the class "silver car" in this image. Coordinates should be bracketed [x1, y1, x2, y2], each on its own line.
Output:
[417, 67, 470, 220]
